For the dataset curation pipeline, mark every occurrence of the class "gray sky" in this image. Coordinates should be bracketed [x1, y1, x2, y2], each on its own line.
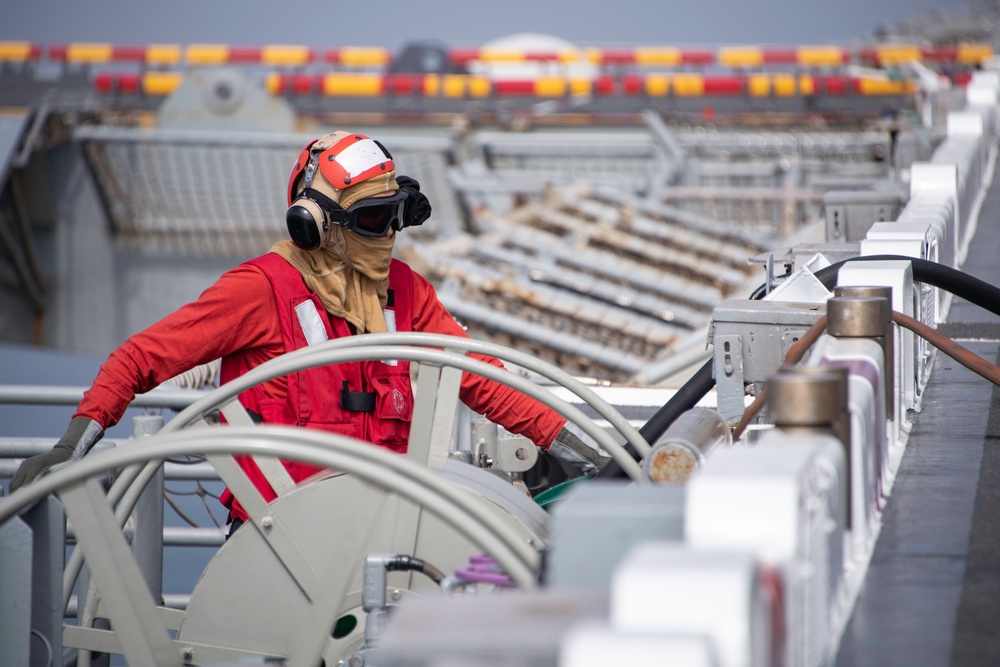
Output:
[0, 0, 976, 49]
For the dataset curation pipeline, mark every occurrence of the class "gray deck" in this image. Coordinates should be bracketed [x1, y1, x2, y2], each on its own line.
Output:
[835, 170, 1000, 666]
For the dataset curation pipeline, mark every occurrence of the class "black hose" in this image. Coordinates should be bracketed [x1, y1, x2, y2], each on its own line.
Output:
[598, 254, 1000, 479]
[813, 255, 1000, 315]
[384, 554, 445, 584]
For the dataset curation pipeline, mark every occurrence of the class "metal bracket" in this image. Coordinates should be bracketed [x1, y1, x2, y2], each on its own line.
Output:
[713, 333, 746, 423]
[481, 436, 538, 474]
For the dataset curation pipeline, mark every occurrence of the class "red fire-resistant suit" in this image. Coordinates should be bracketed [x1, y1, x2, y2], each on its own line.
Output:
[76, 253, 567, 521]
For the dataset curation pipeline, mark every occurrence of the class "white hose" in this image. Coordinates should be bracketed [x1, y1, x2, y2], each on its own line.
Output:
[164, 359, 221, 390]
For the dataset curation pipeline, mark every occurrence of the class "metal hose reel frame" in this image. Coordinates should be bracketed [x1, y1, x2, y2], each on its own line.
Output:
[47, 332, 647, 614]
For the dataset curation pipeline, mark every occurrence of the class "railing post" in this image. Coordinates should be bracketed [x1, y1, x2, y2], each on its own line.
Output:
[132, 415, 165, 604]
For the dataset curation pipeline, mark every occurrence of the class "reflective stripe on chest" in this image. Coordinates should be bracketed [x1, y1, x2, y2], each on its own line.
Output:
[382, 307, 398, 366]
[293, 292, 402, 368]
[294, 300, 329, 346]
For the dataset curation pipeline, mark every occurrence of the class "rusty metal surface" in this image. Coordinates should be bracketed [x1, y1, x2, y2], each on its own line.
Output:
[646, 444, 698, 484]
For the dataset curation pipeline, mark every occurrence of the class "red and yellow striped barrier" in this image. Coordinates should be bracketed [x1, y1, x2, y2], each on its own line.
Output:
[43, 42, 400, 68]
[321, 47, 392, 68]
[184, 44, 315, 67]
[94, 71, 184, 95]
[47, 43, 183, 65]
[45, 42, 321, 67]
[448, 43, 992, 68]
[98, 71, 922, 98]
[30, 41, 994, 69]
[857, 44, 993, 66]
[0, 41, 41, 62]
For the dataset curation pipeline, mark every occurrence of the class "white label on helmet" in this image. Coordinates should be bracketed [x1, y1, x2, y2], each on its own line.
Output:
[336, 139, 387, 178]
[294, 300, 329, 347]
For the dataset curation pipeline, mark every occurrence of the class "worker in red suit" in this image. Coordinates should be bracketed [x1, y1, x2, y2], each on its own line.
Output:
[10, 131, 607, 528]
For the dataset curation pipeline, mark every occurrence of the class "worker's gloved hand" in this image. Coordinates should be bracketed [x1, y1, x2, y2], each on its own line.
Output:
[396, 175, 432, 229]
[10, 417, 105, 492]
[547, 425, 611, 477]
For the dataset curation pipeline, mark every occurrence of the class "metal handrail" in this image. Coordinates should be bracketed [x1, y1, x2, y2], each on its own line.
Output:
[0, 426, 541, 586]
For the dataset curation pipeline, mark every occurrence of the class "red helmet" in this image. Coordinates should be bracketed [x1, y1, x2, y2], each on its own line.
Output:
[285, 132, 403, 250]
[286, 132, 396, 207]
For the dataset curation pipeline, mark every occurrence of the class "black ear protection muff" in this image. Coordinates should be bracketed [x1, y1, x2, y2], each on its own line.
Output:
[285, 197, 327, 251]
[285, 151, 328, 251]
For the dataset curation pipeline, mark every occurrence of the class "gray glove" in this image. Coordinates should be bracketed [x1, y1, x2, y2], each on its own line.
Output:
[10, 416, 105, 492]
[548, 426, 610, 477]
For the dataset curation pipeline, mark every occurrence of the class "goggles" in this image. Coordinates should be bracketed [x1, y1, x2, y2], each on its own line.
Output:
[287, 187, 407, 250]
[329, 189, 407, 238]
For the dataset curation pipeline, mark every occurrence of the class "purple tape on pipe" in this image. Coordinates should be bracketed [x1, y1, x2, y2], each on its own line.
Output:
[455, 553, 516, 587]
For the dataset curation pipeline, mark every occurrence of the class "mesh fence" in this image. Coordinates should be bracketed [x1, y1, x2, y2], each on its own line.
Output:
[673, 128, 892, 161]
[77, 127, 460, 258]
[84, 138, 289, 257]
[468, 131, 665, 192]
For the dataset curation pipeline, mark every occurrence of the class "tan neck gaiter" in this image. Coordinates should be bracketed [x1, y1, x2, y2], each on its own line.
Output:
[270, 227, 395, 333]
